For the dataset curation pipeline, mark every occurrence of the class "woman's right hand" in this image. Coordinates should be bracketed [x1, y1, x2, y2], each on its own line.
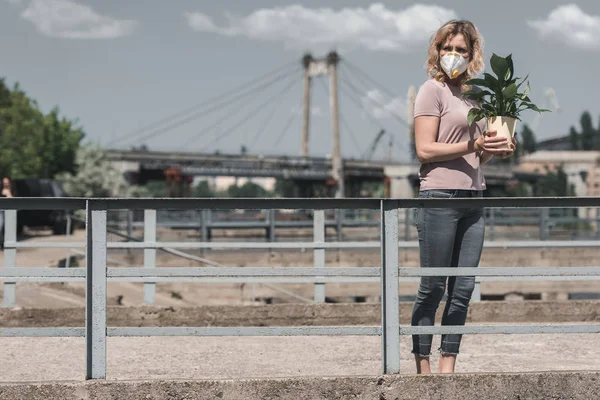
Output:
[474, 130, 511, 154]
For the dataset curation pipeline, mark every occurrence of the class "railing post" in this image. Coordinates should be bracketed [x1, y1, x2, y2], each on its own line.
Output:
[336, 209, 343, 242]
[595, 207, 600, 240]
[269, 209, 276, 243]
[313, 210, 326, 303]
[404, 208, 410, 241]
[489, 207, 495, 241]
[3, 210, 17, 308]
[540, 208, 549, 241]
[381, 200, 400, 374]
[472, 272, 482, 302]
[144, 209, 157, 305]
[65, 213, 73, 269]
[86, 200, 107, 380]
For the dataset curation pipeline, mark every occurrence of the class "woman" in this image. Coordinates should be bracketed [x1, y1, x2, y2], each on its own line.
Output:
[410, 20, 516, 374]
[0, 176, 13, 249]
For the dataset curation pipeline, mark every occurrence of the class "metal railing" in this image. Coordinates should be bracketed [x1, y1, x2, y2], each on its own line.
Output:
[1, 197, 600, 380]
[106, 206, 600, 242]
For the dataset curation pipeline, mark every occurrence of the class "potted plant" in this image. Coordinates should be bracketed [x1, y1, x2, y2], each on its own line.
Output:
[464, 53, 549, 149]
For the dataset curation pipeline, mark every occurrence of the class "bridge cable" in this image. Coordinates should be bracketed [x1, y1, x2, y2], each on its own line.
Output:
[110, 60, 299, 146]
[181, 73, 297, 151]
[315, 77, 362, 157]
[337, 77, 409, 158]
[272, 112, 298, 149]
[199, 75, 299, 152]
[247, 74, 299, 151]
[112, 65, 301, 147]
[341, 58, 406, 108]
[340, 66, 409, 129]
[338, 68, 412, 157]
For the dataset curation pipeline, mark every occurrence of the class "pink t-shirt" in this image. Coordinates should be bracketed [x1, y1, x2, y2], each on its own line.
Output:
[414, 78, 487, 191]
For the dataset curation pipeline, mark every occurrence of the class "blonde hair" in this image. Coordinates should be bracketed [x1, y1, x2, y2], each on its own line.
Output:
[426, 20, 484, 88]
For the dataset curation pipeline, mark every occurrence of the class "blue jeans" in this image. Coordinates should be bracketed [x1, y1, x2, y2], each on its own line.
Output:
[411, 189, 485, 356]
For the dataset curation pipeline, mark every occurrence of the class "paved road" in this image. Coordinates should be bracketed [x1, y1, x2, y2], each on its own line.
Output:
[2, 331, 599, 381]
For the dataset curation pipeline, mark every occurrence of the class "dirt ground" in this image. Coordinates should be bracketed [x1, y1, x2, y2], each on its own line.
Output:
[1, 328, 599, 381]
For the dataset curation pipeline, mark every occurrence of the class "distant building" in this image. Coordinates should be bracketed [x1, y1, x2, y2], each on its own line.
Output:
[537, 136, 572, 151]
[537, 135, 600, 151]
[519, 150, 600, 218]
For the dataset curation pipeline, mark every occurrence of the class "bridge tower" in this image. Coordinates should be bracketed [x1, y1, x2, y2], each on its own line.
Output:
[302, 51, 344, 198]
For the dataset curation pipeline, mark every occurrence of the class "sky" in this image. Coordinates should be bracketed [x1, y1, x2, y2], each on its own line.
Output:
[1, 0, 599, 162]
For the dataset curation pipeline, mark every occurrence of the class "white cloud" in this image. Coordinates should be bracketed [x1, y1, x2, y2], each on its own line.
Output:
[362, 90, 407, 120]
[527, 4, 600, 51]
[19, 0, 137, 39]
[185, 3, 457, 52]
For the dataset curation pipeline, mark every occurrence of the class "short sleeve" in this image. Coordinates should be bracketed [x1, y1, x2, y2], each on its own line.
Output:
[413, 80, 442, 118]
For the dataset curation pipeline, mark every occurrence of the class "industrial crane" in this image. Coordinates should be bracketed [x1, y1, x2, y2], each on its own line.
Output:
[363, 129, 389, 160]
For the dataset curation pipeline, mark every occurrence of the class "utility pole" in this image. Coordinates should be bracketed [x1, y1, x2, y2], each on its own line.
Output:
[327, 51, 344, 198]
[301, 54, 313, 157]
[407, 86, 416, 161]
[301, 51, 345, 198]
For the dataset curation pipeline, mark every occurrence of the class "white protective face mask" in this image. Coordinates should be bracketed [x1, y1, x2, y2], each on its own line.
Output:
[440, 52, 469, 79]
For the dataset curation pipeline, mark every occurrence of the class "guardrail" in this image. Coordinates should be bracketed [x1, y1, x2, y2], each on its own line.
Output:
[1, 197, 600, 380]
[107, 206, 600, 242]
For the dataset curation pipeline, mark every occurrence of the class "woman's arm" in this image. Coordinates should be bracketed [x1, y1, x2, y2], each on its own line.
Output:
[415, 116, 510, 164]
[415, 116, 478, 163]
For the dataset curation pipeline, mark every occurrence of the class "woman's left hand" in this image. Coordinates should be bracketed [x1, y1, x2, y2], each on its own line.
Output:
[497, 131, 518, 159]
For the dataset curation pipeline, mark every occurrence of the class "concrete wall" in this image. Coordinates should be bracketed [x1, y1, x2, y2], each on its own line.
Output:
[2, 372, 598, 400]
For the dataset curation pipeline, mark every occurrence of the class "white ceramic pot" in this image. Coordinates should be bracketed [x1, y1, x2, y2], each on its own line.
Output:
[487, 116, 517, 149]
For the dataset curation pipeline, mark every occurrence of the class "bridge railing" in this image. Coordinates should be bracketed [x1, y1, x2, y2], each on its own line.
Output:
[1, 197, 600, 379]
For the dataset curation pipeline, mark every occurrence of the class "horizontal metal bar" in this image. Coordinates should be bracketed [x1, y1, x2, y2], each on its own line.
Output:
[0, 268, 86, 278]
[1, 196, 600, 211]
[1, 277, 86, 283]
[104, 277, 381, 283]
[91, 198, 385, 211]
[399, 267, 600, 277]
[478, 240, 600, 249]
[3, 275, 599, 284]
[3, 267, 599, 281]
[108, 326, 381, 337]
[0, 198, 86, 210]
[400, 324, 600, 335]
[107, 267, 381, 278]
[107, 241, 381, 249]
[7, 242, 86, 249]
[0, 328, 85, 337]
[102, 240, 600, 250]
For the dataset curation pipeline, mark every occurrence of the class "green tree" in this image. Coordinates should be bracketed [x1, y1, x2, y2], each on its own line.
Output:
[569, 127, 580, 150]
[227, 181, 270, 198]
[519, 124, 537, 155]
[192, 180, 214, 197]
[0, 80, 83, 179]
[534, 164, 574, 197]
[580, 111, 595, 150]
[56, 144, 148, 197]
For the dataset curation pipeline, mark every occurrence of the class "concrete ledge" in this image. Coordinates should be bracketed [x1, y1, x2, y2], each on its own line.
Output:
[1, 371, 599, 400]
[1, 301, 598, 327]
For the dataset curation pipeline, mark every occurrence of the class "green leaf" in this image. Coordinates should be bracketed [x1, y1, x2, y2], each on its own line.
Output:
[505, 54, 514, 81]
[502, 83, 518, 100]
[523, 81, 531, 96]
[463, 90, 493, 101]
[490, 53, 510, 82]
[467, 108, 485, 125]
